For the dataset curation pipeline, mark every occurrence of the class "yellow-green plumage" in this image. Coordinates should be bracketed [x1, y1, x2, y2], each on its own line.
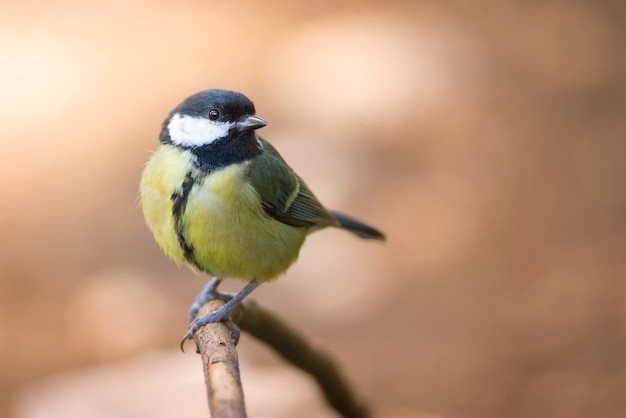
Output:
[140, 145, 191, 264]
[141, 143, 308, 282]
[141, 89, 385, 344]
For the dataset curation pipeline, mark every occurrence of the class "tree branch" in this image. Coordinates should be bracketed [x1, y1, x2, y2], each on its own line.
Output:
[192, 299, 246, 418]
[192, 298, 368, 418]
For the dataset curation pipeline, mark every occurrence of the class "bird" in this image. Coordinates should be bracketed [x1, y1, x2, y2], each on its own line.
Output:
[140, 89, 385, 347]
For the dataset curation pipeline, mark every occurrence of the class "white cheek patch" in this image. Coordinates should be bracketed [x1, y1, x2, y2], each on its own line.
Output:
[167, 113, 234, 147]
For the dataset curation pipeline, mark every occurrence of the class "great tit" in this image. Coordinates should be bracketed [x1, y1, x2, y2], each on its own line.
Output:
[140, 89, 385, 346]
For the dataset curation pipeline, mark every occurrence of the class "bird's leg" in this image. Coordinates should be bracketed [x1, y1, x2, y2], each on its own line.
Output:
[188, 277, 232, 321]
[181, 280, 261, 349]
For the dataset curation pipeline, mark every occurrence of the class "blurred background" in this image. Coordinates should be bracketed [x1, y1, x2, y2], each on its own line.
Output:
[1, 0, 625, 417]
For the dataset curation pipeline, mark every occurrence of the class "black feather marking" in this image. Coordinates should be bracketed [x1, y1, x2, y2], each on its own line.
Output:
[191, 130, 261, 172]
[171, 171, 201, 267]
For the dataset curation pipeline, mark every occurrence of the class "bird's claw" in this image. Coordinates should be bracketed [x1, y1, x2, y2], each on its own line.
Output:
[188, 278, 232, 321]
[181, 279, 259, 351]
[180, 305, 240, 352]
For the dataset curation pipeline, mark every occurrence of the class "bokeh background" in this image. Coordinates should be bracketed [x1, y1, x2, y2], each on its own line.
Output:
[1, 1, 625, 417]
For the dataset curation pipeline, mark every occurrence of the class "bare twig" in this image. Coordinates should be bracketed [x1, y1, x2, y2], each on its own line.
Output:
[232, 300, 369, 418]
[192, 298, 368, 418]
[192, 299, 246, 418]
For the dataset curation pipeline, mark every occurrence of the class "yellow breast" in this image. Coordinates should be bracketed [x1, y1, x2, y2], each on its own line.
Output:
[140, 145, 306, 282]
[140, 145, 192, 264]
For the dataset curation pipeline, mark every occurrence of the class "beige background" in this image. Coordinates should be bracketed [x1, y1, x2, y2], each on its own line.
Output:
[1, 1, 625, 417]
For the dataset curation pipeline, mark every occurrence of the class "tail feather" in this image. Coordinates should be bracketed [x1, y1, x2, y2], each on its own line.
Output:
[330, 210, 386, 241]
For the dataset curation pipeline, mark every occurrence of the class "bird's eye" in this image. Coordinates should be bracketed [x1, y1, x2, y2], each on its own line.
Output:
[208, 109, 220, 120]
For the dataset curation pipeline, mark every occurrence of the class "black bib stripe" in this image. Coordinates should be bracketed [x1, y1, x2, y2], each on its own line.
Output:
[171, 171, 200, 268]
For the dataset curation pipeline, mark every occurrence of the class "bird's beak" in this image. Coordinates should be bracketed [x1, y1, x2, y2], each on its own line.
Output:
[236, 115, 267, 131]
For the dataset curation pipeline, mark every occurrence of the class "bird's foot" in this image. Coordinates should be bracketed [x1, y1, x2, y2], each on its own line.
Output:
[180, 280, 261, 351]
[188, 277, 232, 321]
[180, 303, 240, 351]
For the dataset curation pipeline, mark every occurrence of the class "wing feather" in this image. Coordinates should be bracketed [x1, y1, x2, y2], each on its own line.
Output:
[248, 139, 337, 229]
